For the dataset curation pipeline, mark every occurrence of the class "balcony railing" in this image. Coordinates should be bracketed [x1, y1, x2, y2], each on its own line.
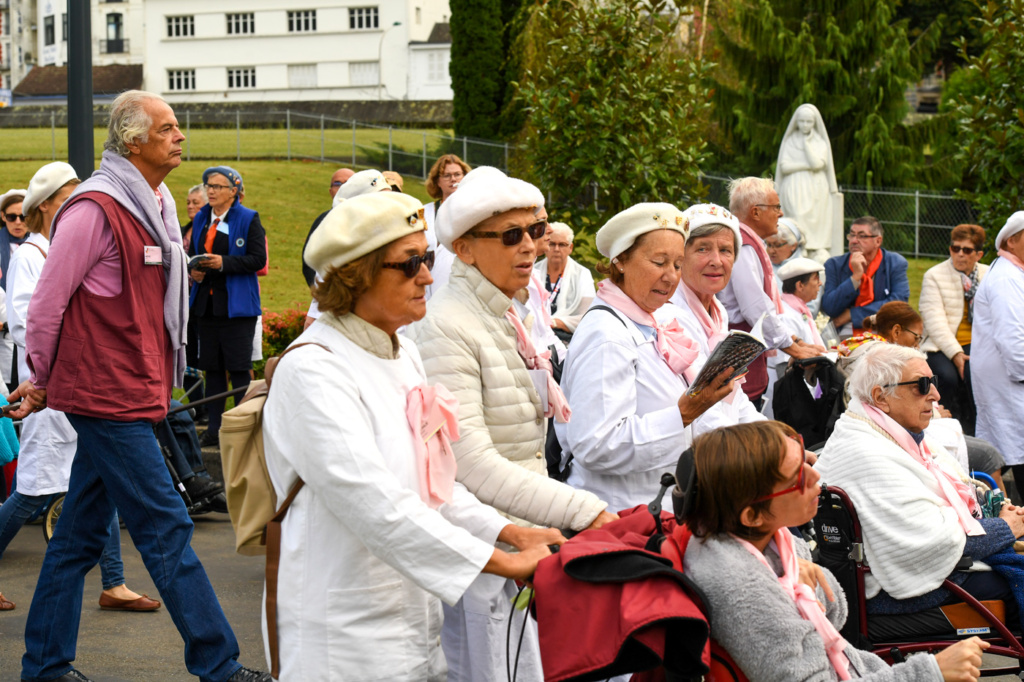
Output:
[100, 38, 128, 54]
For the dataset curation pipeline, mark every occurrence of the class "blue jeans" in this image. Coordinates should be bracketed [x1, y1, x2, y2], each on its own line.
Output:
[21, 415, 241, 682]
[0, 488, 125, 589]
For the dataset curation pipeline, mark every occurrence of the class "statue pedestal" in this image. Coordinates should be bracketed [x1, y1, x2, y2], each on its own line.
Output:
[829, 191, 845, 259]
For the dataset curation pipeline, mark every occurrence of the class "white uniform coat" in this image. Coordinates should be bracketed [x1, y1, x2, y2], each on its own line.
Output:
[7, 232, 77, 496]
[262, 314, 505, 682]
[971, 257, 1024, 465]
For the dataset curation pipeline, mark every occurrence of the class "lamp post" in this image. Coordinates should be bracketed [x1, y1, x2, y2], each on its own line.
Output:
[377, 20, 401, 102]
[68, 0, 94, 177]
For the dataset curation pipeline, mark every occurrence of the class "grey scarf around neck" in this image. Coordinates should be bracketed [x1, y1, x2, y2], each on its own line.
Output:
[52, 150, 189, 386]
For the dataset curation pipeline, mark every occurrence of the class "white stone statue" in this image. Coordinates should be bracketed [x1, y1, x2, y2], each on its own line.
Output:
[776, 103, 843, 262]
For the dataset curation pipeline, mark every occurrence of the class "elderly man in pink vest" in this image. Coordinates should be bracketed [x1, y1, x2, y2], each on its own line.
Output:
[718, 177, 825, 407]
[10, 91, 269, 682]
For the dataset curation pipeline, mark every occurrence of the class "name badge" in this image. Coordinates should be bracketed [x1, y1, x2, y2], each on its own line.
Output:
[143, 245, 162, 265]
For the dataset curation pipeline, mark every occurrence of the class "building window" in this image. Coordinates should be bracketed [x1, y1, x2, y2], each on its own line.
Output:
[227, 67, 256, 89]
[102, 13, 126, 53]
[168, 69, 196, 91]
[167, 16, 194, 38]
[349, 61, 379, 86]
[427, 52, 447, 83]
[288, 64, 317, 88]
[416, 7, 422, 24]
[62, 14, 68, 41]
[43, 15, 54, 46]
[226, 13, 254, 35]
[288, 10, 316, 33]
[349, 7, 379, 30]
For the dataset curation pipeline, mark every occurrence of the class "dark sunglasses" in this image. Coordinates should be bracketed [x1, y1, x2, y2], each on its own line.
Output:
[885, 375, 938, 396]
[751, 434, 808, 503]
[382, 250, 434, 278]
[470, 221, 547, 247]
[3, 213, 25, 223]
[950, 245, 981, 255]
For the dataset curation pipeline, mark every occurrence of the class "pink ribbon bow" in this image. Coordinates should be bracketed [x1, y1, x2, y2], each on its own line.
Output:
[406, 384, 461, 509]
[505, 307, 572, 423]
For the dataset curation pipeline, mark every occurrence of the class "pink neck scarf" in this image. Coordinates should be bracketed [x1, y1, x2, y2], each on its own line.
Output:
[861, 402, 984, 536]
[598, 280, 700, 383]
[680, 282, 729, 349]
[781, 293, 825, 348]
[734, 529, 852, 680]
[405, 384, 461, 509]
[739, 222, 784, 314]
[506, 307, 572, 423]
[998, 248, 1024, 274]
[530, 273, 554, 327]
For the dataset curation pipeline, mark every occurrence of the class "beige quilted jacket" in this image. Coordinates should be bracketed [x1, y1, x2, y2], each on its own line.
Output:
[918, 259, 988, 358]
[408, 259, 607, 531]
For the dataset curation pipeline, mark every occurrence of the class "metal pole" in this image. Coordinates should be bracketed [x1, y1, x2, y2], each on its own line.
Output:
[504, 142, 508, 173]
[351, 119, 356, 166]
[286, 110, 291, 161]
[236, 110, 241, 162]
[388, 126, 393, 171]
[914, 190, 920, 259]
[320, 115, 325, 163]
[51, 112, 56, 160]
[67, 0, 94, 177]
[422, 132, 427, 179]
[186, 111, 190, 161]
[462, 136, 467, 164]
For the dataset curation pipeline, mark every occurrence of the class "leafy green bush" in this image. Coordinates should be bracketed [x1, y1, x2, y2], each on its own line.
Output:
[255, 307, 308, 377]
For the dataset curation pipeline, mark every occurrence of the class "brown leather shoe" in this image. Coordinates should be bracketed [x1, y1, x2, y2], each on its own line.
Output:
[0, 592, 14, 611]
[98, 593, 161, 612]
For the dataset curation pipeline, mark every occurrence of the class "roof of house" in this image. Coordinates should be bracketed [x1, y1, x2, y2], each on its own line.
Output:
[413, 22, 451, 44]
[14, 64, 144, 97]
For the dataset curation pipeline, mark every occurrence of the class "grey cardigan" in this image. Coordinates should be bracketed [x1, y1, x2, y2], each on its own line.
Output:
[683, 534, 943, 681]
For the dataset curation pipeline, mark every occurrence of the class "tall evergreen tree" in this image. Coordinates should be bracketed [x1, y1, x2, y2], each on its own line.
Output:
[450, 0, 505, 139]
[711, 0, 935, 187]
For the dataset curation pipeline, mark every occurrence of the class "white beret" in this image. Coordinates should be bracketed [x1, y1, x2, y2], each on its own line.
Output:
[995, 211, 1024, 251]
[0, 189, 27, 210]
[682, 203, 741, 251]
[434, 166, 544, 251]
[596, 203, 690, 259]
[333, 169, 390, 206]
[23, 162, 78, 214]
[777, 256, 825, 282]
[305, 192, 426, 278]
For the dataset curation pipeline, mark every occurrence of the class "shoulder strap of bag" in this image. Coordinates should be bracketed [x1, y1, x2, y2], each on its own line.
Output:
[585, 304, 627, 327]
[262, 340, 328, 679]
[23, 241, 47, 259]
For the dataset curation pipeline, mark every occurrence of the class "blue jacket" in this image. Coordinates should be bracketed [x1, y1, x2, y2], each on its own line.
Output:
[822, 248, 909, 328]
[188, 202, 263, 318]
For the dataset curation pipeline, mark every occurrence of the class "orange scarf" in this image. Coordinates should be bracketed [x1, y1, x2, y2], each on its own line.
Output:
[853, 248, 883, 308]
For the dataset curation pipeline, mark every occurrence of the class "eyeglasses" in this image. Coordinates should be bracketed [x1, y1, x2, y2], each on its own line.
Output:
[3, 213, 25, 223]
[204, 183, 233, 192]
[470, 221, 547, 247]
[330, 180, 344, 188]
[754, 204, 782, 212]
[950, 245, 981, 255]
[885, 375, 938, 396]
[764, 240, 788, 250]
[902, 327, 923, 346]
[441, 172, 464, 181]
[382, 250, 435, 278]
[751, 434, 808, 503]
[549, 241, 572, 250]
[847, 231, 879, 240]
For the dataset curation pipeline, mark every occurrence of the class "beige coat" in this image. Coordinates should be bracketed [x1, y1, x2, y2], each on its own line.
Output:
[918, 259, 988, 358]
[409, 258, 606, 531]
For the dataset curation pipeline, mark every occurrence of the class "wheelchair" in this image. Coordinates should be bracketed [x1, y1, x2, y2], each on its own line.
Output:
[814, 484, 1024, 677]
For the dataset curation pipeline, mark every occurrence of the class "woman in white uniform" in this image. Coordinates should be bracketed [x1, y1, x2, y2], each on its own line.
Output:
[410, 167, 614, 682]
[263, 192, 558, 682]
[0, 162, 157, 612]
[558, 203, 737, 513]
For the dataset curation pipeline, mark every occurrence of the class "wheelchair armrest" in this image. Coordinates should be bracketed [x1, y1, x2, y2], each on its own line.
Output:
[955, 555, 975, 571]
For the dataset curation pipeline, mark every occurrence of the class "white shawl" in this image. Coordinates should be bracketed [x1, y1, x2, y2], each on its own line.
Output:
[815, 400, 983, 600]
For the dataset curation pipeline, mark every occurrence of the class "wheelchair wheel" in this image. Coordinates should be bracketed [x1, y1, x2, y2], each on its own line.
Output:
[43, 494, 65, 544]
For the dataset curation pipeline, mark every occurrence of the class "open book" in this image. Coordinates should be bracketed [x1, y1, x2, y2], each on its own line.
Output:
[687, 314, 769, 397]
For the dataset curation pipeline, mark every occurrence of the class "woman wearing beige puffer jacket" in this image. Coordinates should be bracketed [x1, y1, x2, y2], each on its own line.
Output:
[409, 167, 614, 682]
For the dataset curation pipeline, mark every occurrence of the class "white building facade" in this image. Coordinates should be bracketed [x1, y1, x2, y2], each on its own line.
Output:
[1, 0, 39, 91]
[37, 0, 146, 69]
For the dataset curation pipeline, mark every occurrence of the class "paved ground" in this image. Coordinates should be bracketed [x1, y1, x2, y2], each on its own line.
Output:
[0, 511, 267, 681]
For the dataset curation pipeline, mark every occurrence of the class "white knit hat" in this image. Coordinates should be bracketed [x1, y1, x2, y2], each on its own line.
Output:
[682, 203, 740, 252]
[995, 211, 1024, 251]
[434, 166, 545, 251]
[596, 203, 690, 259]
[0, 189, 27, 211]
[305, 192, 425, 278]
[23, 162, 78, 214]
[777, 256, 824, 282]
[333, 169, 390, 206]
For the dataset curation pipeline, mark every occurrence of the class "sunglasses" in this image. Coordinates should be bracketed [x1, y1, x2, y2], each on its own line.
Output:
[382, 250, 434, 278]
[3, 213, 25, 223]
[950, 245, 981, 255]
[885, 375, 938, 396]
[751, 434, 808, 503]
[470, 221, 547, 247]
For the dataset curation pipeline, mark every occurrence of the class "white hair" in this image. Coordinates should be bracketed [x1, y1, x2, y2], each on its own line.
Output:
[687, 222, 740, 253]
[847, 343, 927, 405]
[104, 90, 166, 157]
[549, 221, 574, 243]
[775, 218, 805, 247]
[728, 176, 776, 218]
[188, 183, 207, 202]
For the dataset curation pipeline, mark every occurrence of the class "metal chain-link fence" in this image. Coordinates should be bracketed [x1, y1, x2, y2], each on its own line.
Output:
[700, 174, 976, 259]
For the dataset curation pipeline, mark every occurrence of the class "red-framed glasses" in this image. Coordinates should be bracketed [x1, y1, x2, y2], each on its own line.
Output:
[751, 434, 808, 503]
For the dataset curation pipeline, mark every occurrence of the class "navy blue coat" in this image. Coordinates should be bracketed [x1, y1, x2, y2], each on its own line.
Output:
[822, 249, 910, 328]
